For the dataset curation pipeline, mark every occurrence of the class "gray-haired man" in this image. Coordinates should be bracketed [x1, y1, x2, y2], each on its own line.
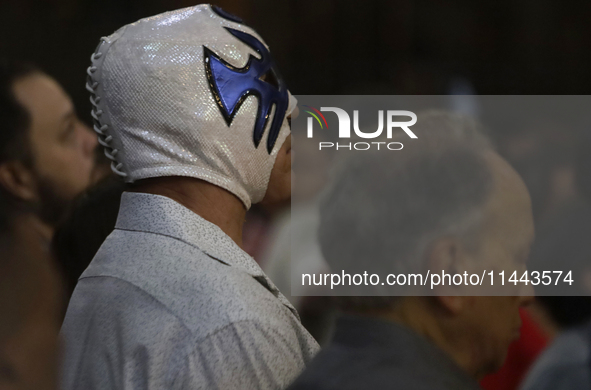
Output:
[289, 112, 534, 390]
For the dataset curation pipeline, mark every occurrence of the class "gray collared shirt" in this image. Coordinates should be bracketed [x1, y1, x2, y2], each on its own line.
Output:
[289, 314, 481, 390]
[60, 192, 319, 390]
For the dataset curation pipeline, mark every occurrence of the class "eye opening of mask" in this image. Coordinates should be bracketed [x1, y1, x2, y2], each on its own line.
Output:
[259, 68, 279, 89]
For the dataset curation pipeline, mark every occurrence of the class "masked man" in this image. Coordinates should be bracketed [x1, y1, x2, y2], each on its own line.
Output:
[61, 5, 319, 390]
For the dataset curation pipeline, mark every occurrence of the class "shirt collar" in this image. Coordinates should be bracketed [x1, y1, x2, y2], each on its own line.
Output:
[115, 192, 298, 317]
[116, 192, 265, 275]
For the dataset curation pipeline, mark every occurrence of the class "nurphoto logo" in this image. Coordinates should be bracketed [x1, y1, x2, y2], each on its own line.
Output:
[304, 106, 417, 151]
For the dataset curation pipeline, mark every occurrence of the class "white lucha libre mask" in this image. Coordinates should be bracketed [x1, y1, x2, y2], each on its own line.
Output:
[86, 4, 295, 209]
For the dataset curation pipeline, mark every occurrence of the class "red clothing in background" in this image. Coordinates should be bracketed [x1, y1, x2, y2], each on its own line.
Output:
[480, 309, 549, 390]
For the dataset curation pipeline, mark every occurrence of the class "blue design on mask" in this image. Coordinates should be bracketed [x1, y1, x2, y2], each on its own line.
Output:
[204, 27, 289, 154]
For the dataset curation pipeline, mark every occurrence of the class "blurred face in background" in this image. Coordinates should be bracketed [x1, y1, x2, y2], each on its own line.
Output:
[11, 73, 97, 226]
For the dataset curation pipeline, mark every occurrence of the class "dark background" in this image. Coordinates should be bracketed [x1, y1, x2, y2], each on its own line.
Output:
[4, 0, 591, 229]
[2, 0, 591, 119]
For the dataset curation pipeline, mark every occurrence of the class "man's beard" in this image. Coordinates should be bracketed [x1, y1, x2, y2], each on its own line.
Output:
[34, 176, 72, 228]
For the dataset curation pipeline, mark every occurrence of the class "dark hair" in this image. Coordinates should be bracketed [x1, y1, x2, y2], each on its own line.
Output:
[0, 58, 39, 164]
[52, 177, 126, 302]
[0, 58, 40, 208]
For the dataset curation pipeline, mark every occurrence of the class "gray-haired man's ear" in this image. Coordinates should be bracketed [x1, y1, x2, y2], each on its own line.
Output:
[0, 161, 37, 202]
[436, 295, 466, 315]
[426, 237, 469, 314]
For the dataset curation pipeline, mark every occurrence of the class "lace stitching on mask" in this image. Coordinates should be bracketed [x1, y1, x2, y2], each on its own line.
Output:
[86, 43, 128, 178]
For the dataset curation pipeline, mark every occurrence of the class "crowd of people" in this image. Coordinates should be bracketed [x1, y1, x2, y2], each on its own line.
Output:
[2, 4, 591, 390]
